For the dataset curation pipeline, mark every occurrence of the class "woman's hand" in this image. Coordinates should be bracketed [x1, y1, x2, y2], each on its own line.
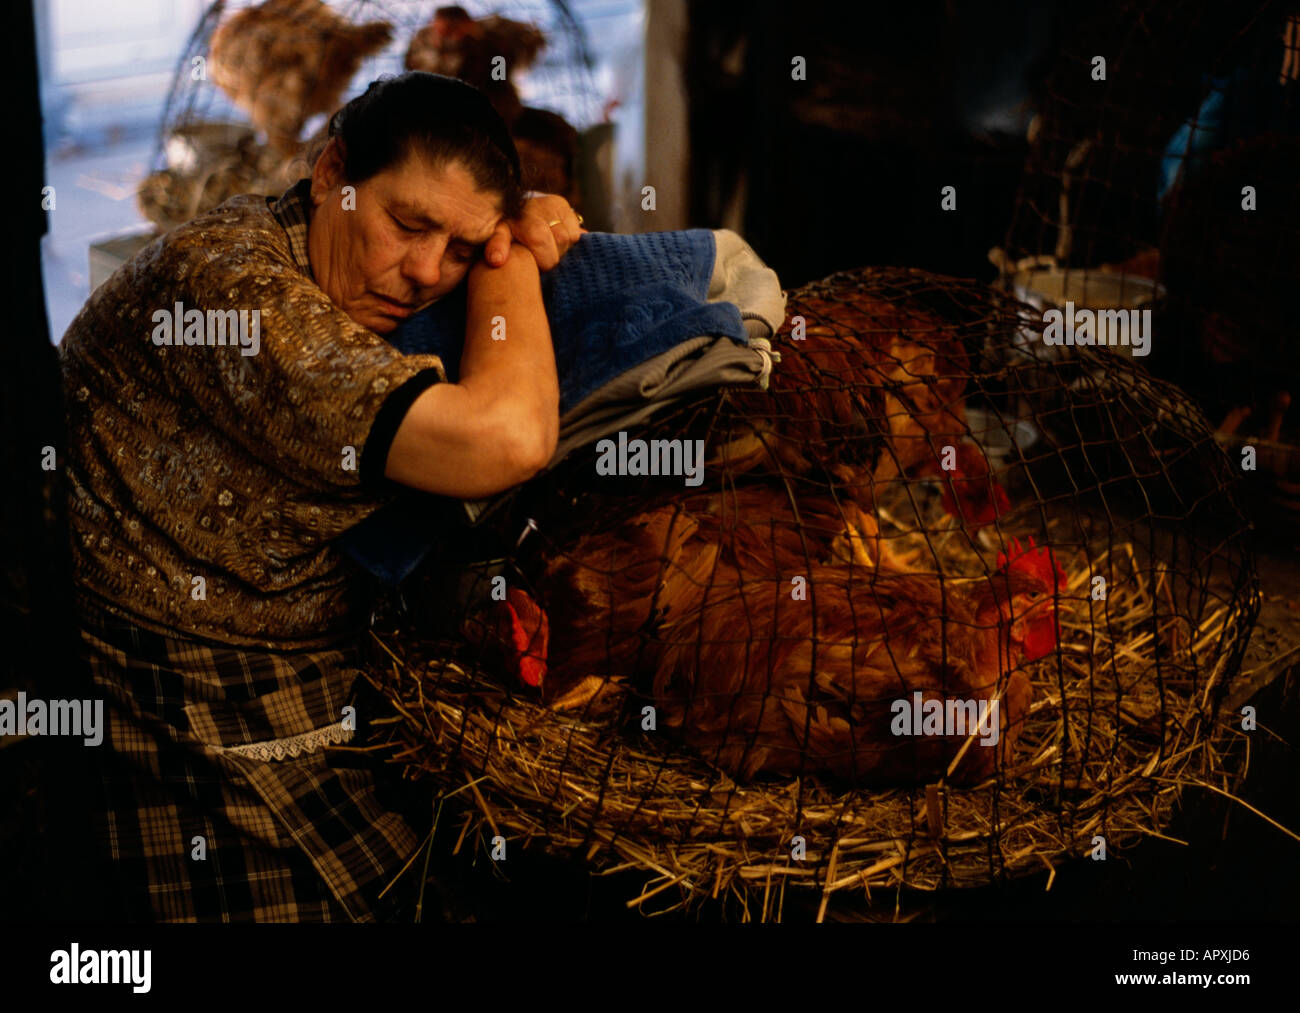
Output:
[484, 193, 585, 271]
[470, 238, 543, 287]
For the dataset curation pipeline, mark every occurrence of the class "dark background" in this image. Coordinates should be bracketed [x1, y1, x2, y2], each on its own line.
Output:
[687, 0, 1063, 287]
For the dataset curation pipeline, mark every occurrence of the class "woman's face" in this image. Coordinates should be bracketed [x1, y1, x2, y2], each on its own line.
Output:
[308, 139, 503, 334]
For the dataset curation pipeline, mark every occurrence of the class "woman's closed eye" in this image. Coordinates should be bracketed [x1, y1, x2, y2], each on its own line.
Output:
[391, 213, 476, 263]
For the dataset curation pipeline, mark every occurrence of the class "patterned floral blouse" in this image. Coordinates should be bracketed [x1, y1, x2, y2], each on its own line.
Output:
[61, 180, 447, 650]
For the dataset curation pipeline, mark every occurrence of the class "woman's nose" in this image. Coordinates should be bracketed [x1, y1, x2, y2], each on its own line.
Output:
[403, 237, 445, 289]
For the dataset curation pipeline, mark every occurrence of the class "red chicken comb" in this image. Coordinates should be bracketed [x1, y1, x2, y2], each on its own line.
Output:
[996, 536, 1067, 592]
[504, 587, 549, 688]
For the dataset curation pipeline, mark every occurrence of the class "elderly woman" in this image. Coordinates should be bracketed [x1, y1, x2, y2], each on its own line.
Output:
[59, 72, 582, 922]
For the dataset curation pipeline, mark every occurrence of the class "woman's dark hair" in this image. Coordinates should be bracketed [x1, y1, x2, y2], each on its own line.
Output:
[323, 71, 525, 217]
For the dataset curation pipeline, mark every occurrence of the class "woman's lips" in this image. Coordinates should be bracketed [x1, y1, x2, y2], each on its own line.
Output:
[373, 294, 415, 316]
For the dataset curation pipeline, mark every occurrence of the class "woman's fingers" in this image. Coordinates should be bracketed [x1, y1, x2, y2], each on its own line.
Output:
[557, 213, 583, 251]
[524, 217, 563, 271]
[510, 194, 581, 270]
[484, 220, 515, 267]
[542, 211, 582, 263]
[550, 199, 583, 253]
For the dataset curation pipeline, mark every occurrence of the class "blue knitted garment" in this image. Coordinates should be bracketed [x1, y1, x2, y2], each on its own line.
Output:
[384, 228, 747, 411]
[341, 228, 751, 585]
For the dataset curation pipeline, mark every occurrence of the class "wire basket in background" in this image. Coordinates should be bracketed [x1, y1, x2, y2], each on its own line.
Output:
[138, 0, 609, 231]
[998, 0, 1300, 541]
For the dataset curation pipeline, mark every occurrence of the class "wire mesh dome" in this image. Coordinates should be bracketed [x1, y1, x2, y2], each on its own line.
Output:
[137, 0, 603, 230]
[367, 266, 1260, 920]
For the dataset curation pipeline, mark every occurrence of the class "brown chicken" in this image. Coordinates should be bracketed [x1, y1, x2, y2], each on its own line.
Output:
[709, 290, 1008, 528]
[527, 482, 930, 703]
[210, 0, 393, 155]
[405, 6, 581, 204]
[405, 6, 545, 127]
[650, 536, 1063, 785]
[527, 483, 1064, 785]
[533, 485, 911, 696]
[537, 502, 713, 693]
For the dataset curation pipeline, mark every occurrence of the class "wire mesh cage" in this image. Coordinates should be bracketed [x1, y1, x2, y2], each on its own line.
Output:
[996, 0, 1300, 537]
[137, 0, 604, 230]
[365, 265, 1260, 920]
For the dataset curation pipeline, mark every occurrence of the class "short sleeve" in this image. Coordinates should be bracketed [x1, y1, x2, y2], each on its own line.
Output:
[158, 239, 447, 494]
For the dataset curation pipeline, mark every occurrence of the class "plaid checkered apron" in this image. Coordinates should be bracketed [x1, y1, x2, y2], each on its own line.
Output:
[80, 596, 429, 922]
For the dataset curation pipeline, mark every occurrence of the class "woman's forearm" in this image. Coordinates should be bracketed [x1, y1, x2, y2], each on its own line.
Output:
[458, 244, 560, 463]
[382, 244, 559, 498]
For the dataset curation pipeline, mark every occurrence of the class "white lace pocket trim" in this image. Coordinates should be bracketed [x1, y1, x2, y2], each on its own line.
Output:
[218, 721, 354, 762]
